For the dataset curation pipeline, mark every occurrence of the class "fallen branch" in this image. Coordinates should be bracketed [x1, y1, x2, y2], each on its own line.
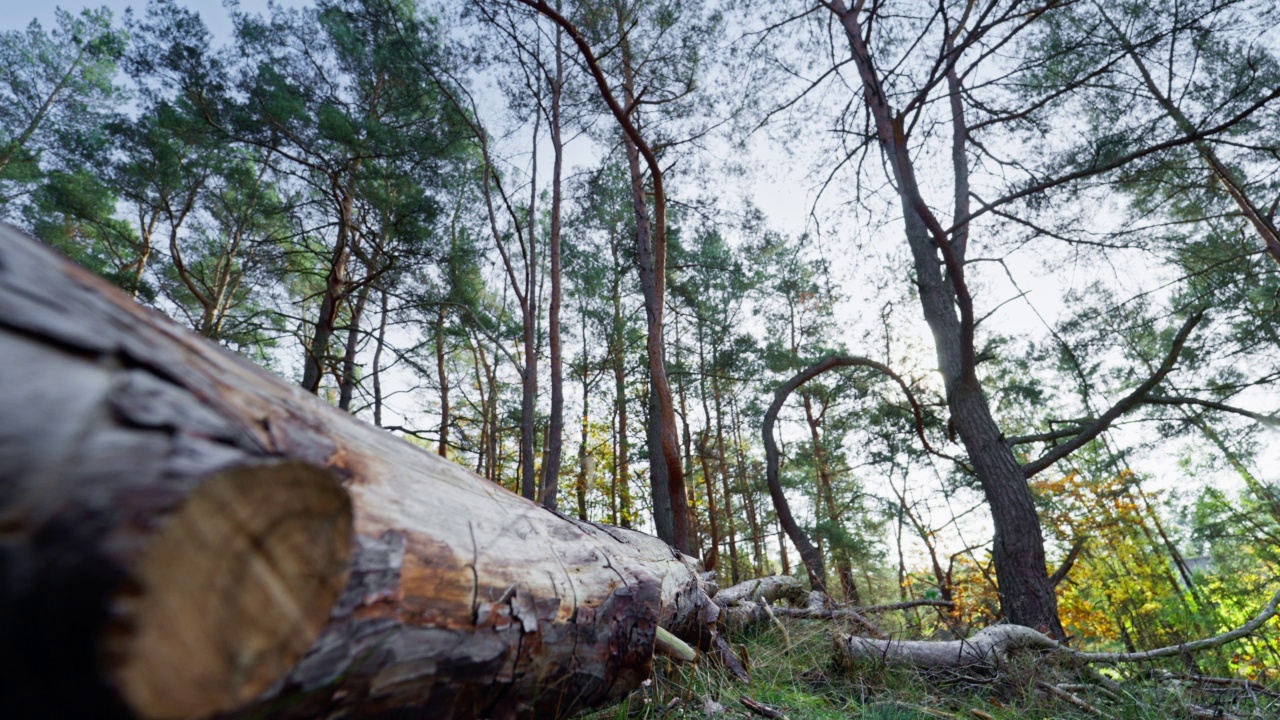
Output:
[1036, 681, 1112, 718]
[801, 598, 955, 614]
[714, 576, 807, 608]
[838, 587, 1280, 670]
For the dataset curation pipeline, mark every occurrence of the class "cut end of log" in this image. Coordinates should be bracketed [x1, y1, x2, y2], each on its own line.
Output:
[102, 461, 354, 720]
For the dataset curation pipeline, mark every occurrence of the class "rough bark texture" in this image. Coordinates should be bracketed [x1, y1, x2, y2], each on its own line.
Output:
[0, 227, 724, 720]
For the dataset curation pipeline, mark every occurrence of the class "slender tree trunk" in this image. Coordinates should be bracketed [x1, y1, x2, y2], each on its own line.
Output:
[436, 306, 450, 457]
[713, 383, 740, 585]
[542, 26, 567, 509]
[730, 395, 766, 578]
[695, 332, 721, 573]
[372, 289, 389, 427]
[616, 27, 689, 554]
[696, 433, 721, 573]
[576, 350, 591, 522]
[337, 278, 372, 412]
[777, 517, 791, 576]
[610, 407, 621, 526]
[519, 109, 541, 501]
[611, 270, 633, 528]
[801, 392, 859, 602]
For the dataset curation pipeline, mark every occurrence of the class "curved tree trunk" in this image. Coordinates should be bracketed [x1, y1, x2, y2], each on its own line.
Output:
[0, 227, 728, 720]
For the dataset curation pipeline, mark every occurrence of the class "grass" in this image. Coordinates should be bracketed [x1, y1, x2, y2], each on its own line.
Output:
[575, 615, 1280, 720]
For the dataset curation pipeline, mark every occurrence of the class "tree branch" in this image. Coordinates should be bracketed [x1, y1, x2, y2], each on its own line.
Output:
[1141, 395, 1280, 429]
[1049, 535, 1087, 586]
[1022, 311, 1204, 477]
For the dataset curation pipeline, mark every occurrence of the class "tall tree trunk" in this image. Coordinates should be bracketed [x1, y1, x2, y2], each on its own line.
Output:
[519, 109, 540, 501]
[696, 432, 721, 573]
[713, 382, 740, 585]
[611, 271, 633, 528]
[615, 16, 689, 554]
[372, 289, 389, 427]
[302, 173, 357, 394]
[829, 0, 1062, 635]
[576, 342, 591, 522]
[695, 332, 721, 574]
[542, 26, 566, 509]
[730, 395, 766, 578]
[777, 517, 791, 576]
[436, 306, 450, 457]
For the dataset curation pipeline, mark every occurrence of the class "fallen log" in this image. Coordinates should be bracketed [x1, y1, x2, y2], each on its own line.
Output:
[0, 226, 723, 719]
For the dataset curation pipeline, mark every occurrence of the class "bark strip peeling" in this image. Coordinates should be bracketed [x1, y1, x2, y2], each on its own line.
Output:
[0, 226, 718, 720]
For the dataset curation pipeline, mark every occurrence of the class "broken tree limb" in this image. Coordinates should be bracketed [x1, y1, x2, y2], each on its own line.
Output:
[714, 575, 808, 608]
[837, 586, 1280, 670]
[774, 598, 954, 617]
[0, 226, 729, 719]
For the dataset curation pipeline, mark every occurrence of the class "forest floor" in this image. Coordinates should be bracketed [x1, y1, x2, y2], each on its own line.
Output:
[579, 616, 1280, 720]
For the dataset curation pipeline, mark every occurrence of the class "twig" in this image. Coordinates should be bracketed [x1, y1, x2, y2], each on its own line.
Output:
[759, 599, 792, 653]
[1160, 672, 1280, 698]
[865, 700, 956, 719]
[1059, 682, 1121, 703]
[741, 696, 790, 720]
[1037, 681, 1114, 719]
[1186, 703, 1244, 720]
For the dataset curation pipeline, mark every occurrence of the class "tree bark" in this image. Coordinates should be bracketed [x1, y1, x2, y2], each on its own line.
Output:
[0, 227, 729, 720]
[714, 381, 741, 584]
[372, 289, 389, 427]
